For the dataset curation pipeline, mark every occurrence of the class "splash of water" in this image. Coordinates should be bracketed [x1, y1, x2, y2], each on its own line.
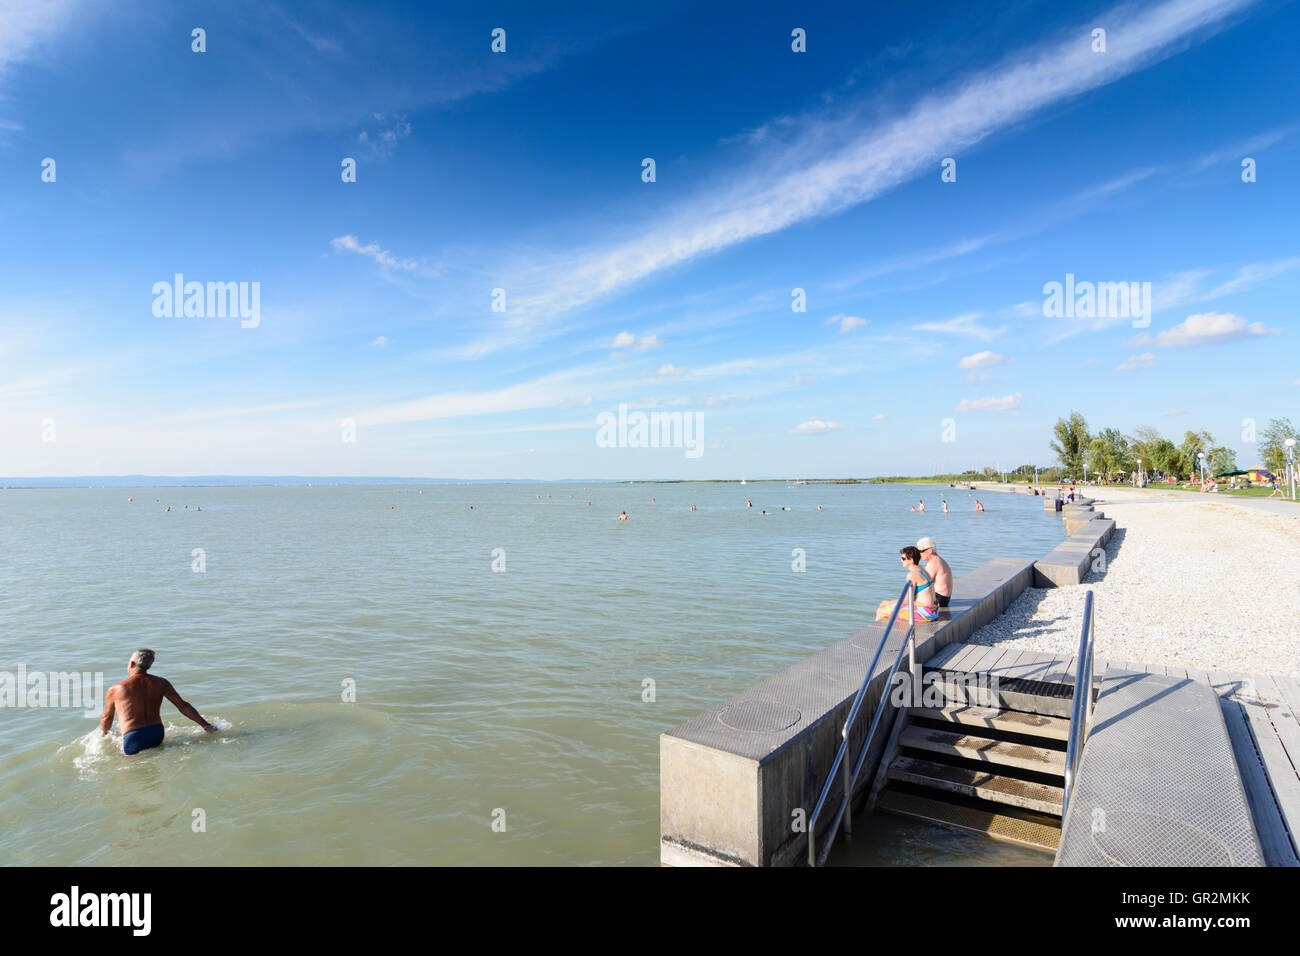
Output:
[61, 718, 234, 776]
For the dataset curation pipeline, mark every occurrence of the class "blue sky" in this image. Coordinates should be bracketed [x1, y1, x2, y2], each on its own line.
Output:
[2, 0, 1297, 478]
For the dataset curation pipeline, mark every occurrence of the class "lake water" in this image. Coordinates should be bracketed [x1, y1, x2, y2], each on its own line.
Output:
[0, 481, 1063, 865]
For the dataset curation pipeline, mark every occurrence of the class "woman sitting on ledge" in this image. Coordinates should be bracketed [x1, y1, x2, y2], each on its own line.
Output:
[876, 546, 940, 623]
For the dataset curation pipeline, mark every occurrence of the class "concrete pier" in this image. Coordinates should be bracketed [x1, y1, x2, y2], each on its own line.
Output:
[660, 484, 1289, 866]
[660, 558, 1035, 866]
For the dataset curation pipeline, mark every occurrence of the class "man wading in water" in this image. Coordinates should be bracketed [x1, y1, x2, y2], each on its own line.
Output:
[100, 649, 217, 755]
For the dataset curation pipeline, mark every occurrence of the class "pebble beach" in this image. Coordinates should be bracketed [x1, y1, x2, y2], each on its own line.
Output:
[966, 487, 1300, 679]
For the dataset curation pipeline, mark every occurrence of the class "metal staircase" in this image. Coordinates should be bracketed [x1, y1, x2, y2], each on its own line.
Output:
[869, 592, 1098, 854]
[872, 695, 1070, 852]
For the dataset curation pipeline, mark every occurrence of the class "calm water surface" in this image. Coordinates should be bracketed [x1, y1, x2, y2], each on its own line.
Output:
[0, 481, 1062, 865]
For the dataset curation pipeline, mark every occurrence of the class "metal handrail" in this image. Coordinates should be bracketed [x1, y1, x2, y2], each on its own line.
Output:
[807, 579, 917, 867]
[1062, 590, 1097, 819]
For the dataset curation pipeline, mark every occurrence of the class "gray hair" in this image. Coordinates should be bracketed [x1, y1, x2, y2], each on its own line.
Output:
[130, 648, 156, 671]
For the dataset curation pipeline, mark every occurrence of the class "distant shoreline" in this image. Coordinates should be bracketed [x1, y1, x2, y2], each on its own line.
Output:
[1, 475, 985, 489]
[1, 474, 1000, 489]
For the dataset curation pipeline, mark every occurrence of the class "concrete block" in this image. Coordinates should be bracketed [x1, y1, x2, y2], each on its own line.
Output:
[1034, 518, 1116, 587]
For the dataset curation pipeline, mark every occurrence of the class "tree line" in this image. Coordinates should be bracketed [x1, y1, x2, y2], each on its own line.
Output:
[1048, 412, 1296, 481]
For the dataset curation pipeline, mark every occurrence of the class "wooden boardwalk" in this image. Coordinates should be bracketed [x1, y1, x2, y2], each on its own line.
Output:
[927, 642, 1300, 866]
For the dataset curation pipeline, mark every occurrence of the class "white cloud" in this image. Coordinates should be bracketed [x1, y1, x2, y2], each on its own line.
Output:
[330, 235, 423, 272]
[1116, 352, 1157, 372]
[370, 336, 389, 346]
[958, 350, 1011, 369]
[460, 0, 1256, 353]
[703, 394, 755, 408]
[0, 0, 82, 136]
[609, 331, 662, 355]
[0, 0, 79, 70]
[1155, 311, 1279, 347]
[916, 312, 1006, 341]
[1164, 409, 1186, 416]
[1203, 256, 1300, 299]
[656, 364, 688, 377]
[955, 393, 1022, 412]
[793, 418, 843, 434]
[826, 313, 868, 333]
[872, 413, 886, 420]
[1144, 257, 1300, 317]
[358, 114, 411, 158]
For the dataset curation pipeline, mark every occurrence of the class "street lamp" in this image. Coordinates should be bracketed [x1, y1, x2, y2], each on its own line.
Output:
[1197, 451, 1206, 487]
[1083, 462, 1088, 486]
[1137, 458, 1143, 488]
[1284, 439, 1294, 502]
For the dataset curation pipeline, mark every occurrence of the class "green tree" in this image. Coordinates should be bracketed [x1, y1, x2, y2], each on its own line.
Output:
[1128, 425, 1161, 468]
[1207, 444, 1237, 476]
[1050, 412, 1090, 479]
[1259, 417, 1296, 473]
[1148, 438, 1181, 476]
[1128, 425, 1184, 479]
[1087, 428, 1132, 481]
[1177, 430, 1235, 478]
[1177, 430, 1211, 477]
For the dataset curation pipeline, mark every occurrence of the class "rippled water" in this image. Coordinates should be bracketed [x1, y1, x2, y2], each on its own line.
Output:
[0, 481, 1063, 865]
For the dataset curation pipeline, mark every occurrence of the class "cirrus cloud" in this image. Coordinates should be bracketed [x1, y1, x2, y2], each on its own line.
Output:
[330, 235, 429, 274]
[826, 313, 868, 333]
[955, 393, 1022, 413]
[793, 417, 843, 434]
[1116, 352, 1157, 372]
[958, 350, 1012, 369]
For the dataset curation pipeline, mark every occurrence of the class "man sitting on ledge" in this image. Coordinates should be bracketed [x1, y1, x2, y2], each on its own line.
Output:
[917, 537, 953, 608]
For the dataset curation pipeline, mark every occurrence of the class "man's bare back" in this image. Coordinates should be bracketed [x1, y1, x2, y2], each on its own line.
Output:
[100, 650, 215, 755]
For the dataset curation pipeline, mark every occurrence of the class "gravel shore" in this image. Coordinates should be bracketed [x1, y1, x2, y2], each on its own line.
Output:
[966, 488, 1300, 679]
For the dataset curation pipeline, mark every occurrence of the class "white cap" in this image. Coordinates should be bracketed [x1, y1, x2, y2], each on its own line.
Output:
[916, 537, 936, 551]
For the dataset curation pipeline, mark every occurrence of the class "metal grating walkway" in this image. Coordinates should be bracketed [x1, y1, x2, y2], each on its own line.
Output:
[932, 641, 1300, 866]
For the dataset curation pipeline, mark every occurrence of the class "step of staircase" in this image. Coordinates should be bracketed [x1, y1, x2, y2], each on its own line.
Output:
[899, 726, 1066, 775]
[908, 704, 1071, 742]
[888, 756, 1064, 816]
[923, 670, 1078, 719]
[876, 788, 1061, 853]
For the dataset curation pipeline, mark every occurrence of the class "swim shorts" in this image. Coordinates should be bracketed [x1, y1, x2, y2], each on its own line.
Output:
[937, 593, 950, 607]
[122, 723, 165, 755]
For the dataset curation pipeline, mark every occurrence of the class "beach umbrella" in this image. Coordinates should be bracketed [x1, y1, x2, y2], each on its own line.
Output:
[1247, 469, 1277, 482]
[1214, 469, 1249, 478]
